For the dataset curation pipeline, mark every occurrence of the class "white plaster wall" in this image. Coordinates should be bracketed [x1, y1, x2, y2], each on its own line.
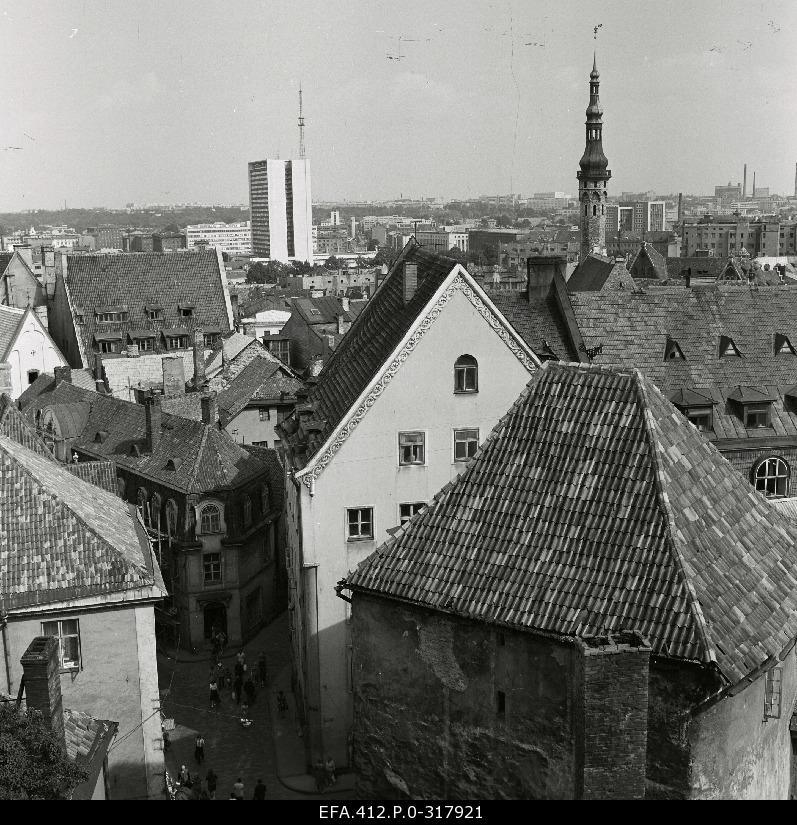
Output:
[299, 285, 536, 762]
[6, 311, 67, 398]
[267, 160, 289, 262]
[134, 605, 166, 799]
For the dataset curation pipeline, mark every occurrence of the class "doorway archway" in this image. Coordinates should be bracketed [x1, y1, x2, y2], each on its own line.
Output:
[203, 602, 227, 640]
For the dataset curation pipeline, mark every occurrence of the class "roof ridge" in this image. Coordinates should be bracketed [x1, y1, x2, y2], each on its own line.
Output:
[632, 369, 719, 675]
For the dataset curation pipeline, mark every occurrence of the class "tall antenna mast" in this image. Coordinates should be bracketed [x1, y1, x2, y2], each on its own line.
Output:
[298, 82, 306, 159]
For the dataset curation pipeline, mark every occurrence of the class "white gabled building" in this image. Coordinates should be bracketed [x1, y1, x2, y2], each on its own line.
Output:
[278, 240, 546, 766]
[0, 305, 68, 399]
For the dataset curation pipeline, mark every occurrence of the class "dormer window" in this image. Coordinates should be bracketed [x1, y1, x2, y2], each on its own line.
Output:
[775, 333, 796, 355]
[719, 335, 741, 358]
[728, 386, 775, 429]
[670, 389, 715, 434]
[664, 338, 685, 361]
[147, 308, 163, 321]
[178, 303, 195, 318]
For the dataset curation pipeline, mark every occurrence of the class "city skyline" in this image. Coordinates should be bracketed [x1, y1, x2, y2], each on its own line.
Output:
[0, 0, 795, 211]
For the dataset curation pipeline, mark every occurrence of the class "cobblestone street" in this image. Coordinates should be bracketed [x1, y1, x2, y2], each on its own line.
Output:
[157, 611, 330, 801]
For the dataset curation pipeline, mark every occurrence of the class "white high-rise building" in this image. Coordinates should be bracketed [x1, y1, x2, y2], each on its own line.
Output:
[248, 158, 314, 262]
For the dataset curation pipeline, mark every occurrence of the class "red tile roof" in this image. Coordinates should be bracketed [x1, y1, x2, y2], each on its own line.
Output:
[345, 362, 797, 685]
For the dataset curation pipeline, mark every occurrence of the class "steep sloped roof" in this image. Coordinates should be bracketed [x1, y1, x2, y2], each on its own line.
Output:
[627, 242, 668, 281]
[281, 241, 458, 461]
[19, 381, 267, 493]
[346, 362, 797, 686]
[217, 356, 303, 422]
[62, 250, 232, 365]
[566, 253, 615, 291]
[0, 304, 24, 355]
[0, 252, 12, 274]
[0, 434, 166, 611]
[0, 393, 55, 458]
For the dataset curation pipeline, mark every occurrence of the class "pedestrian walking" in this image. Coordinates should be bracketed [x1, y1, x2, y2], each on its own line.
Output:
[244, 675, 256, 705]
[253, 778, 267, 800]
[233, 675, 243, 705]
[206, 768, 218, 800]
[194, 733, 205, 765]
[178, 764, 191, 786]
[234, 659, 244, 682]
[324, 756, 337, 787]
[236, 649, 246, 668]
[233, 777, 245, 800]
[277, 690, 288, 718]
[240, 700, 250, 722]
[313, 759, 326, 793]
[209, 677, 220, 709]
[222, 665, 232, 690]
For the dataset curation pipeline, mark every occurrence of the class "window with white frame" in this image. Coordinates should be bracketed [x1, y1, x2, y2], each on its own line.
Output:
[259, 408, 271, 421]
[399, 502, 426, 526]
[399, 431, 425, 465]
[454, 428, 479, 462]
[203, 552, 222, 584]
[347, 507, 373, 540]
[454, 355, 478, 393]
[41, 619, 81, 670]
[200, 503, 221, 534]
[754, 457, 790, 498]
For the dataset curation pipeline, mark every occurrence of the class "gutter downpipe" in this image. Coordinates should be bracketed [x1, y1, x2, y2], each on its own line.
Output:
[1, 610, 12, 695]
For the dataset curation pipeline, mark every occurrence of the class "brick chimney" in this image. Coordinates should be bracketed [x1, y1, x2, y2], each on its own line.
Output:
[162, 356, 186, 398]
[337, 315, 351, 335]
[200, 391, 218, 426]
[21, 636, 65, 749]
[403, 262, 418, 304]
[53, 366, 72, 384]
[0, 361, 12, 396]
[193, 328, 206, 390]
[127, 342, 140, 358]
[144, 392, 162, 452]
[527, 255, 566, 301]
[574, 633, 650, 800]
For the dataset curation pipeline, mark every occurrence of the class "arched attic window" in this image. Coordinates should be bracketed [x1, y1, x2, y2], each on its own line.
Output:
[454, 355, 478, 394]
[754, 457, 790, 499]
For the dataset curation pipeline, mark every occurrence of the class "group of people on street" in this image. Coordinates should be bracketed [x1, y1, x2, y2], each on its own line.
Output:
[174, 766, 267, 800]
[313, 757, 337, 793]
[208, 648, 269, 720]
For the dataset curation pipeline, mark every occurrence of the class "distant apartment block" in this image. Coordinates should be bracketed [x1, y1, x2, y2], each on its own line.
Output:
[682, 218, 797, 257]
[248, 158, 313, 263]
[186, 221, 253, 255]
[414, 229, 468, 254]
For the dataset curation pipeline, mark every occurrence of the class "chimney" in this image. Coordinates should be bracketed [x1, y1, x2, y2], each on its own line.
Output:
[200, 391, 218, 426]
[144, 391, 162, 452]
[53, 365, 72, 384]
[574, 634, 651, 800]
[341, 296, 350, 313]
[193, 328, 207, 390]
[21, 636, 65, 749]
[15, 244, 33, 268]
[743, 163, 747, 198]
[162, 356, 186, 398]
[127, 342, 140, 359]
[526, 255, 566, 301]
[403, 262, 418, 304]
[0, 361, 12, 396]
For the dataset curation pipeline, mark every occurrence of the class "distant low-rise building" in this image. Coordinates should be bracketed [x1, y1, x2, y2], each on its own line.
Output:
[186, 221, 252, 255]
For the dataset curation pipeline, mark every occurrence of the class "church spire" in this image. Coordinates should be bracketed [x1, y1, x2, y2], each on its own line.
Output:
[577, 54, 611, 261]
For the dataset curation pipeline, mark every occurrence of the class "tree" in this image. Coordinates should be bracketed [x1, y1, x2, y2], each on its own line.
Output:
[446, 246, 468, 266]
[246, 261, 289, 284]
[324, 256, 342, 269]
[290, 259, 313, 275]
[0, 705, 88, 800]
[371, 246, 398, 269]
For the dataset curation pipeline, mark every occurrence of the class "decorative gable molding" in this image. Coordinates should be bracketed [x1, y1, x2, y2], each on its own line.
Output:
[297, 271, 538, 489]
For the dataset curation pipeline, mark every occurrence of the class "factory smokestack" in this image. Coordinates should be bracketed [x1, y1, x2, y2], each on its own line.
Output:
[743, 164, 747, 198]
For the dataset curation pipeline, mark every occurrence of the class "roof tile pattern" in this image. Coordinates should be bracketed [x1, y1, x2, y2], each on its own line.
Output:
[347, 362, 797, 685]
[0, 433, 163, 611]
[62, 250, 231, 364]
[20, 381, 266, 493]
[571, 284, 797, 440]
[217, 356, 303, 422]
[489, 292, 577, 363]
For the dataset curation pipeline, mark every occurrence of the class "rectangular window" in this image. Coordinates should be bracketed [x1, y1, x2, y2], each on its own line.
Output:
[99, 340, 119, 353]
[180, 308, 194, 318]
[203, 552, 222, 584]
[399, 502, 426, 526]
[41, 619, 81, 670]
[398, 431, 425, 465]
[455, 362, 478, 393]
[259, 409, 271, 422]
[745, 404, 771, 429]
[136, 337, 155, 351]
[347, 507, 373, 541]
[147, 309, 162, 320]
[685, 407, 713, 433]
[764, 667, 782, 718]
[454, 428, 479, 462]
[204, 334, 220, 348]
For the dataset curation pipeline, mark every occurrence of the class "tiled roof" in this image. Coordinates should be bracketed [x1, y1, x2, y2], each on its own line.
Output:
[291, 296, 359, 326]
[626, 242, 668, 281]
[0, 393, 55, 459]
[0, 252, 12, 274]
[0, 304, 24, 355]
[570, 283, 797, 440]
[566, 253, 615, 291]
[62, 250, 232, 366]
[346, 362, 797, 685]
[665, 257, 734, 280]
[489, 291, 578, 363]
[20, 381, 267, 493]
[204, 331, 260, 380]
[16, 370, 95, 409]
[63, 708, 117, 801]
[65, 460, 119, 495]
[0, 434, 166, 611]
[216, 356, 303, 423]
[279, 241, 458, 463]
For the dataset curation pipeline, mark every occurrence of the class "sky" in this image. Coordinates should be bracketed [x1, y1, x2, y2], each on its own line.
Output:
[0, 0, 795, 210]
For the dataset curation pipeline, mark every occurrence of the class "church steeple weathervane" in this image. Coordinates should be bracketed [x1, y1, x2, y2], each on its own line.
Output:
[577, 52, 611, 261]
